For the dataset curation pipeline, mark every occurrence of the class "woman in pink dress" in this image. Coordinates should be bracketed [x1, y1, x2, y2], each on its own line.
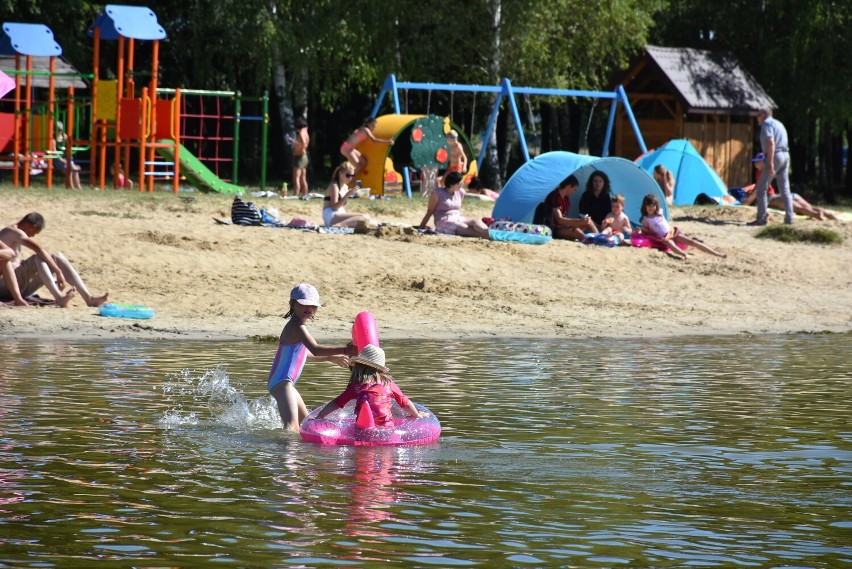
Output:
[418, 171, 490, 238]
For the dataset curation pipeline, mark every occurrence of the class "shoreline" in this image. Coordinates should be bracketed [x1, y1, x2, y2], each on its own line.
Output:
[2, 187, 851, 343]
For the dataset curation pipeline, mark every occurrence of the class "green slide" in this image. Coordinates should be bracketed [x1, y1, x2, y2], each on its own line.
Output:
[155, 140, 244, 194]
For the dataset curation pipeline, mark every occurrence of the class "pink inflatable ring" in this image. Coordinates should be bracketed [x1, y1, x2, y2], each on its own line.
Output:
[300, 400, 441, 446]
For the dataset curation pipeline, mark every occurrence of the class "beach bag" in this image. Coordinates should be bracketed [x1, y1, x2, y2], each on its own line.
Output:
[231, 196, 262, 225]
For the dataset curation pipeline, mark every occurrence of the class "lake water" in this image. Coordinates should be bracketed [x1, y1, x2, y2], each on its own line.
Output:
[0, 334, 850, 568]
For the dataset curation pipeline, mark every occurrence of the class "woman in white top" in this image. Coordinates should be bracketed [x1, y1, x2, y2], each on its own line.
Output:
[322, 162, 373, 227]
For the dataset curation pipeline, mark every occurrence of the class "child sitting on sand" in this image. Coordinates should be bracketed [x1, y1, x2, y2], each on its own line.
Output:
[315, 344, 428, 427]
[637, 194, 727, 260]
[601, 193, 632, 239]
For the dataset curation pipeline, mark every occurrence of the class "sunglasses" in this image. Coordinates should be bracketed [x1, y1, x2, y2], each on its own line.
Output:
[343, 172, 354, 178]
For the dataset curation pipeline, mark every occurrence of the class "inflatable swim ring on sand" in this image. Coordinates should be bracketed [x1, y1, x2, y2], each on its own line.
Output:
[488, 220, 552, 245]
[98, 303, 155, 319]
[300, 400, 441, 446]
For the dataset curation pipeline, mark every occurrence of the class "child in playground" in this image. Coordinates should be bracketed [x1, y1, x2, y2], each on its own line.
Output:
[110, 162, 134, 190]
[637, 194, 727, 260]
[53, 121, 82, 190]
[315, 344, 429, 427]
[446, 130, 467, 174]
[340, 117, 394, 177]
[601, 193, 632, 239]
[267, 283, 357, 432]
[0, 212, 110, 307]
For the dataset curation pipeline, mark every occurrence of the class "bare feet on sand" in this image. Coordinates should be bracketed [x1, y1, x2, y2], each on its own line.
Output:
[87, 291, 110, 308]
[56, 288, 77, 308]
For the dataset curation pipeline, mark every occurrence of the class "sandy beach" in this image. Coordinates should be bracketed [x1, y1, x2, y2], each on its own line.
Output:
[2, 187, 851, 342]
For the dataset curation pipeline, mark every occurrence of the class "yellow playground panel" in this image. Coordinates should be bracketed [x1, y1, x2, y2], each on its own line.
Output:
[356, 114, 422, 195]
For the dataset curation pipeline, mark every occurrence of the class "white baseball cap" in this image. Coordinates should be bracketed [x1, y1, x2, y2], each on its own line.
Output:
[290, 283, 321, 306]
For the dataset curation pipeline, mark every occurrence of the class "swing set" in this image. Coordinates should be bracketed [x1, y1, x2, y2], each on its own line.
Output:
[370, 73, 647, 196]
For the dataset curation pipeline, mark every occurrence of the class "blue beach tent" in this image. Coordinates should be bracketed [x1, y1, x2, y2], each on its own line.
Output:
[635, 139, 727, 206]
[492, 151, 668, 226]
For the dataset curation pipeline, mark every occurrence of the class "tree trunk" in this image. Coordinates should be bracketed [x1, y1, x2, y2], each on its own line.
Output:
[846, 126, 852, 199]
[266, 0, 294, 190]
[482, 0, 502, 190]
[540, 103, 554, 153]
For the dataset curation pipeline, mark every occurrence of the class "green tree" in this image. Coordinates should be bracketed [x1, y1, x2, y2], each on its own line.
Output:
[650, 0, 851, 200]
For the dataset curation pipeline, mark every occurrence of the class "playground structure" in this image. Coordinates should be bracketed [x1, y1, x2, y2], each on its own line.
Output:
[360, 74, 648, 197]
[353, 113, 475, 197]
[0, 22, 90, 189]
[2, 5, 268, 194]
[157, 88, 269, 189]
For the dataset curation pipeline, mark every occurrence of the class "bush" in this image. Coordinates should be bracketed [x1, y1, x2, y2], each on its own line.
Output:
[756, 225, 842, 245]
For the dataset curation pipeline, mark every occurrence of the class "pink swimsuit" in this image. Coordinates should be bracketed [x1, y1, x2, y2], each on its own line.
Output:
[267, 341, 309, 391]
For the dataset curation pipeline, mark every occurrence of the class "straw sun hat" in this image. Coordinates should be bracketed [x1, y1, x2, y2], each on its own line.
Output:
[351, 344, 389, 373]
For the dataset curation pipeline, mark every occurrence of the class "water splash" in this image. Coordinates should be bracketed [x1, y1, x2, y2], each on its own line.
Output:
[158, 366, 281, 430]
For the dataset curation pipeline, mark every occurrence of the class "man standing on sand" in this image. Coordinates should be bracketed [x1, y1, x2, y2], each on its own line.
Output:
[0, 212, 109, 307]
[749, 107, 793, 226]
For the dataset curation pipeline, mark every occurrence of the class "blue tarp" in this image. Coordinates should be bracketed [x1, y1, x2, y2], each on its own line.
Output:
[635, 139, 727, 206]
[492, 151, 667, 226]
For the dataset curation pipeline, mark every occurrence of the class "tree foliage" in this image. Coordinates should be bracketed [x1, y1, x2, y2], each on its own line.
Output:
[2, 0, 844, 193]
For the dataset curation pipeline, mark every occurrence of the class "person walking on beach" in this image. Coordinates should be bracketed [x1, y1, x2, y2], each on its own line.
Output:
[267, 283, 357, 432]
[749, 107, 793, 226]
[0, 212, 109, 307]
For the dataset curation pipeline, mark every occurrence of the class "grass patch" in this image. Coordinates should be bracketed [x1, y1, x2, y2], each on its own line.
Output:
[249, 334, 279, 343]
[756, 225, 843, 245]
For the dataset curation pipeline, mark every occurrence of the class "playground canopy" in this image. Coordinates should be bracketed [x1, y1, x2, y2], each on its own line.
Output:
[635, 139, 728, 205]
[492, 151, 668, 226]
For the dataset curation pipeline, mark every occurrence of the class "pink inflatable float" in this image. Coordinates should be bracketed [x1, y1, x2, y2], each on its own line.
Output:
[300, 311, 441, 446]
[300, 400, 442, 446]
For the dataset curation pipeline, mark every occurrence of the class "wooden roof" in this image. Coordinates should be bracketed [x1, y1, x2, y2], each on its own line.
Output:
[0, 55, 88, 90]
[620, 45, 774, 116]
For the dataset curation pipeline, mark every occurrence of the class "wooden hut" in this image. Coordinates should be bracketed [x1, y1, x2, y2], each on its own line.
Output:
[614, 45, 774, 188]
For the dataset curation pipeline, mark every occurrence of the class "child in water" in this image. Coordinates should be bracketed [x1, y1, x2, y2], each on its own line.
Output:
[315, 344, 429, 427]
[268, 283, 357, 431]
[637, 193, 727, 260]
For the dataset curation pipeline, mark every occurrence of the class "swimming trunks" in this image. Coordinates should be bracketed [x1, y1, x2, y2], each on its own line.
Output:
[268, 341, 308, 391]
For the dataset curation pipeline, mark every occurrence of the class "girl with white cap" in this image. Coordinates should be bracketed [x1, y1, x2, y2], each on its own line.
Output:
[315, 344, 428, 427]
[268, 282, 358, 431]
